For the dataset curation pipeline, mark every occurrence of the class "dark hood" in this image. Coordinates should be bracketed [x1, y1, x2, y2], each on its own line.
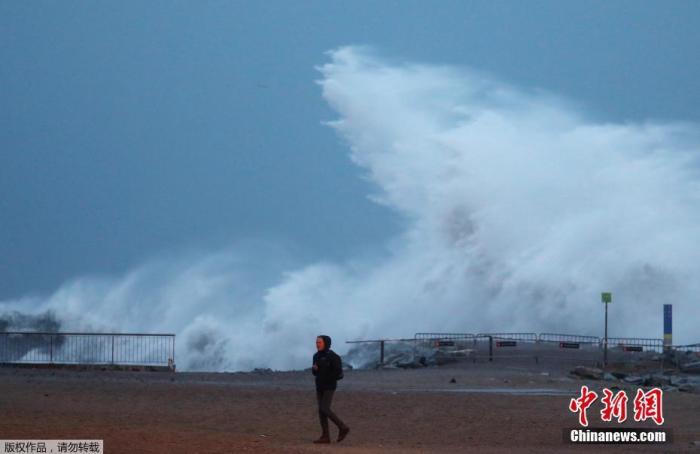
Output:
[318, 334, 332, 351]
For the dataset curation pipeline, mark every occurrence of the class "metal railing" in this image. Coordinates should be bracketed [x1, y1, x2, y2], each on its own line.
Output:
[0, 332, 175, 367]
[478, 332, 538, 342]
[673, 343, 700, 353]
[346, 338, 416, 366]
[351, 331, 685, 366]
[538, 333, 600, 345]
[414, 333, 475, 342]
[607, 337, 664, 353]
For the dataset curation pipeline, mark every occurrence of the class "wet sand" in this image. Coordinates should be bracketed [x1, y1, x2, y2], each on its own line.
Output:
[1, 363, 698, 453]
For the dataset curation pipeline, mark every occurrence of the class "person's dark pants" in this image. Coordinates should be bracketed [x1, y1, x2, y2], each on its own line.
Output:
[316, 389, 347, 436]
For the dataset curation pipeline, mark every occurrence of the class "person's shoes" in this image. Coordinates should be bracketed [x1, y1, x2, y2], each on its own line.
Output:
[313, 435, 331, 444]
[337, 426, 350, 442]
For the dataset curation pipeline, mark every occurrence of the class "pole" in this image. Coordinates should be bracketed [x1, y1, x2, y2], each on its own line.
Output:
[379, 340, 385, 366]
[601, 292, 612, 369]
[604, 302, 608, 368]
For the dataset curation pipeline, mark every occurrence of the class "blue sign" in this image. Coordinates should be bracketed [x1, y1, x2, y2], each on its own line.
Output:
[663, 304, 672, 346]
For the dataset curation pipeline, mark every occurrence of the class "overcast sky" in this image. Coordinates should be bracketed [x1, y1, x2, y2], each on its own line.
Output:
[2, 1, 699, 300]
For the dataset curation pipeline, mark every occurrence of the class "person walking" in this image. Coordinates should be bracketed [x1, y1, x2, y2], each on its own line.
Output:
[312, 335, 350, 444]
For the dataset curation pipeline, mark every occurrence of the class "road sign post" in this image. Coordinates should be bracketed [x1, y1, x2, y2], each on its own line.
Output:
[601, 292, 612, 367]
[663, 304, 672, 350]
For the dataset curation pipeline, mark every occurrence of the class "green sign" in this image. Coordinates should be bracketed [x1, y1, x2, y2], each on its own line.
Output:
[601, 292, 612, 303]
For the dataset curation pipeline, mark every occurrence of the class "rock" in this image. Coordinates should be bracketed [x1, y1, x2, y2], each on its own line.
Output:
[678, 384, 699, 393]
[680, 361, 700, 374]
[662, 386, 678, 393]
[610, 371, 627, 380]
[603, 373, 617, 381]
[648, 374, 672, 387]
[687, 376, 700, 385]
[571, 366, 604, 380]
[623, 375, 644, 385]
[450, 377, 457, 384]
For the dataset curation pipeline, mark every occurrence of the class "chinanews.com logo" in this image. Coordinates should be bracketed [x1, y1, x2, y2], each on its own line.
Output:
[564, 386, 671, 444]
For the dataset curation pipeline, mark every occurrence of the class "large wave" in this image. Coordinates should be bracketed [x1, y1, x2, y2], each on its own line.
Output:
[2, 47, 699, 371]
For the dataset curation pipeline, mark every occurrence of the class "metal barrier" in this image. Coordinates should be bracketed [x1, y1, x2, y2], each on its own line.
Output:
[539, 333, 600, 345]
[414, 333, 475, 342]
[0, 332, 175, 367]
[471, 334, 535, 362]
[414, 333, 476, 350]
[672, 344, 700, 353]
[477, 333, 538, 342]
[348, 332, 699, 368]
[607, 337, 664, 353]
[346, 338, 416, 366]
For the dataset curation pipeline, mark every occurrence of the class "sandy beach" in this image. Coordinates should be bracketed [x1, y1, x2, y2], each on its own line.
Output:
[1, 361, 699, 453]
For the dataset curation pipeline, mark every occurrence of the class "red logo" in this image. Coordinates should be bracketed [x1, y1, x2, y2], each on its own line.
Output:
[569, 385, 598, 427]
[633, 388, 664, 425]
[569, 386, 664, 426]
[600, 388, 628, 423]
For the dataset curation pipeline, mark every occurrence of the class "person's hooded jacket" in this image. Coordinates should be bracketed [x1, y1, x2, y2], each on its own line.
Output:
[312, 335, 344, 391]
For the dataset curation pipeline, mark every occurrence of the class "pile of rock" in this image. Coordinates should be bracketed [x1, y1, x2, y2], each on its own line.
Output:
[569, 366, 700, 394]
[344, 341, 468, 369]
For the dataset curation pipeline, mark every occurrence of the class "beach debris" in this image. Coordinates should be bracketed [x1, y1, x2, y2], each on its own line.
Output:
[623, 375, 644, 385]
[570, 366, 603, 380]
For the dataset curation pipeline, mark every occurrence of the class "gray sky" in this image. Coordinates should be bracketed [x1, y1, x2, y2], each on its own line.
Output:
[1, 1, 699, 300]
